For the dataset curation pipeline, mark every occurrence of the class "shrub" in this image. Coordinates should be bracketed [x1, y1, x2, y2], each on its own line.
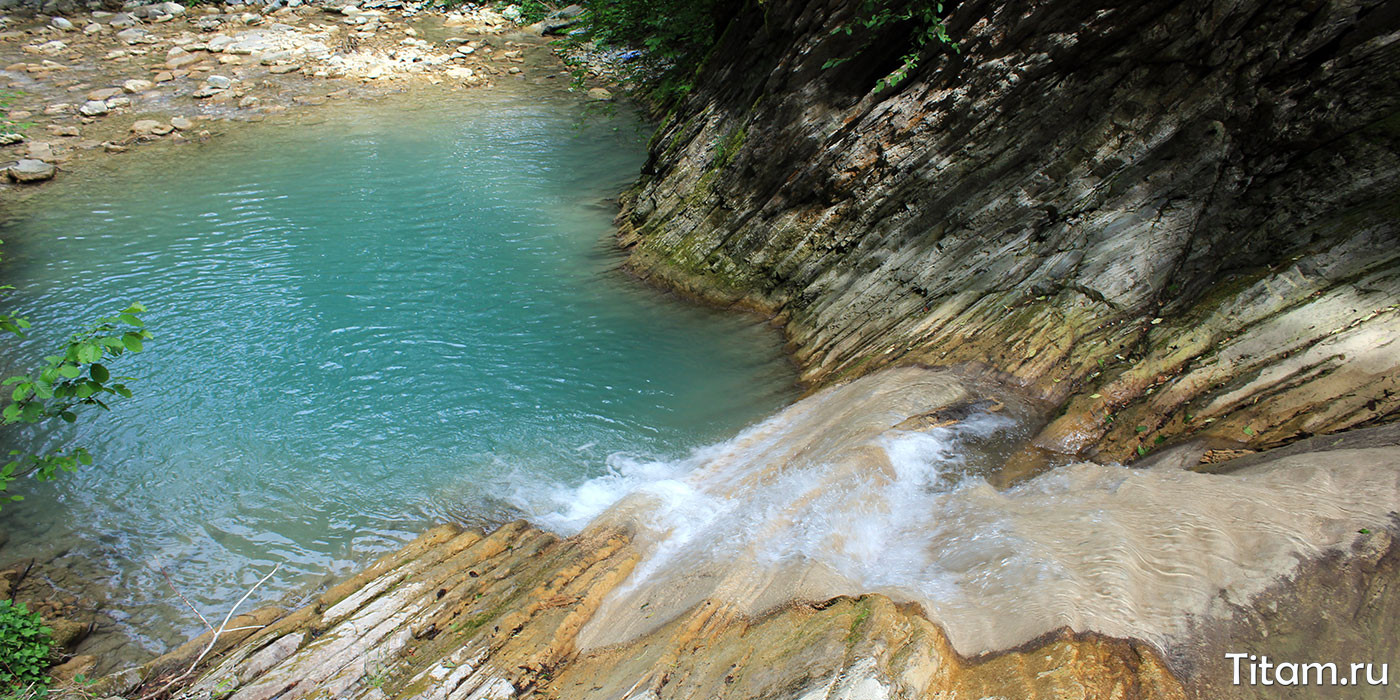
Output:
[0, 601, 51, 692]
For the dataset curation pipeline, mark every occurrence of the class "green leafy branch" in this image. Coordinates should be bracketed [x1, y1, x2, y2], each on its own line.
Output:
[0, 303, 150, 507]
[824, 1, 958, 92]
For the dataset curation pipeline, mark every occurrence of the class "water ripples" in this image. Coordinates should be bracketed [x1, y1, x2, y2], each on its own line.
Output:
[0, 91, 796, 652]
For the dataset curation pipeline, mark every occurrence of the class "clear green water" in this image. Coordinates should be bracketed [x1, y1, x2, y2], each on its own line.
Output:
[0, 88, 796, 651]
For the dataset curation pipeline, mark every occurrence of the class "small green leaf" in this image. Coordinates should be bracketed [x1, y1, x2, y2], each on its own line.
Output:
[1135, 425, 1147, 433]
[1137, 445, 1149, 456]
[60, 411, 76, 423]
[121, 333, 144, 352]
[1090, 393, 1102, 399]
[1243, 426, 1255, 436]
[58, 364, 83, 379]
[90, 363, 110, 383]
[76, 341, 102, 364]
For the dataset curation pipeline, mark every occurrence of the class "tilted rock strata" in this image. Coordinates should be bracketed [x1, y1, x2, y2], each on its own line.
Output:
[136, 522, 1185, 700]
[616, 0, 1400, 464]
[123, 424, 1400, 699]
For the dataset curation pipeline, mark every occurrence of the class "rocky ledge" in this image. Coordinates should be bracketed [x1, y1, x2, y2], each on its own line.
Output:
[87, 374, 1400, 700]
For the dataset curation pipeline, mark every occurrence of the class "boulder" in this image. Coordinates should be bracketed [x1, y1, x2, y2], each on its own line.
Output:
[46, 617, 89, 649]
[78, 100, 109, 116]
[25, 141, 53, 161]
[166, 53, 201, 69]
[48, 654, 96, 685]
[7, 159, 55, 183]
[586, 87, 612, 101]
[35, 40, 67, 56]
[50, 16, 74, 31]
[169, 116, 193, 130]
[86, 86, 123, 101]
[206, 35, 237, 52]
[116, 27, 155, 44]
[130, 119, 164, 134]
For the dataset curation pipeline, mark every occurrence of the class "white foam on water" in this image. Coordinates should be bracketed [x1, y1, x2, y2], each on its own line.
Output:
[521, 367, 1400, 656]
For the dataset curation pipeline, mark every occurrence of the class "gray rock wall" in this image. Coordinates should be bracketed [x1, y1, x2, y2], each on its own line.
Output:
[619, 0, 1400, 463]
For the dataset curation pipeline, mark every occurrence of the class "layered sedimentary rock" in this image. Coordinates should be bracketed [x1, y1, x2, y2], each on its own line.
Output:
[617, 0, 1400, 464]
[127, 375, 1400, 700]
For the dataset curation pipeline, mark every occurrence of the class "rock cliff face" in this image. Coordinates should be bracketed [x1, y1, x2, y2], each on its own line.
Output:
[618, 0, 1400, 464]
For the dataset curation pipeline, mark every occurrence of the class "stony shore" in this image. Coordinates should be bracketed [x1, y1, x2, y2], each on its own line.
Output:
[0, 0, 603, 190]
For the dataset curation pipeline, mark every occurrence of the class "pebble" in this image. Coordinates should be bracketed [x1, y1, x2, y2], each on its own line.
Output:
[169, 116, 193, 130]
[123, 79, 154, 93]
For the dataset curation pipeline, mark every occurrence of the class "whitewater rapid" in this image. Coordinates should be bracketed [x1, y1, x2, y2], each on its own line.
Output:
[514, 367, 1400, 656]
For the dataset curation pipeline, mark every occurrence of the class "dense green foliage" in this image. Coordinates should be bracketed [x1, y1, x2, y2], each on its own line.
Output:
[0, 601, 51, 693]
[0, 243, 149, 509]
[570, 0, 955, 101]
[516, 0, 550, 22]
[569, 0, 729, 104]
[827, 1, 957, 91]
